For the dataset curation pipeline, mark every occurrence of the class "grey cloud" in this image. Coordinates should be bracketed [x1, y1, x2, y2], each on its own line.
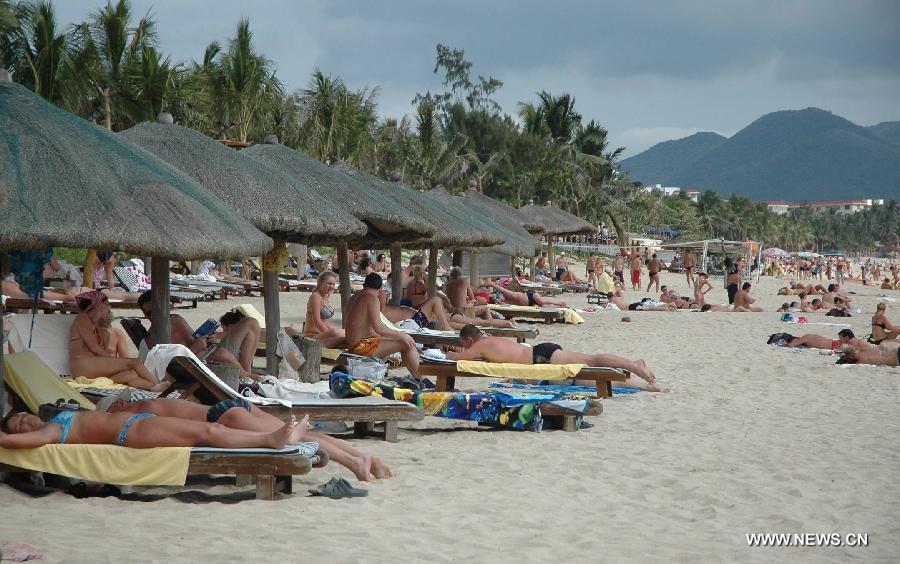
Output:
[49, 0, 900, 156]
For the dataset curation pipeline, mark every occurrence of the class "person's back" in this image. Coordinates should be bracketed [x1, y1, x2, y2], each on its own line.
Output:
[733, 288, 750, 309]
[345, 290, 379, 347]
[445, 271, 469, 308]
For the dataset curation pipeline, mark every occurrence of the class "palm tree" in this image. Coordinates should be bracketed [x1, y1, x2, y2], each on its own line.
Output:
[536, 90, 580, 142]
[404, 94, 471, 189]
[0, 1, 67, 104]
[204, 19, 283, 142]
[84, 0, 157, 130]
[297, 70, 378, 166]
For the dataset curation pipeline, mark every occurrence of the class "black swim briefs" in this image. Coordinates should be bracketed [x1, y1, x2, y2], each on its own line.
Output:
[526, 290, 537, 307]
[532, 342, 562, 364]
[207, 398, 252, 423]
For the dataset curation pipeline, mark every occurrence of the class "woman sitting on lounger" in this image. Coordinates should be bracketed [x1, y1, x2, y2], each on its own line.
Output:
[105, 397, 391, 480]
[407, 265, 429, 309]
[303, 271, 346, 348]
[0, 409, 304, 450]
[69, 291, 166, 391]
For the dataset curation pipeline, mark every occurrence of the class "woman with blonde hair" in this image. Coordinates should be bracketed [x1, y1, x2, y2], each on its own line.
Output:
[302, 271, 346, 348]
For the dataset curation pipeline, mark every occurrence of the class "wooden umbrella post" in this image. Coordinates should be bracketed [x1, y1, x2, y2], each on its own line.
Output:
[469, 250, 479, 287]
[83, 249, 98, 288]
[390, 244, 403, 306]
[529, 255, 536, 281]
[150, 257, 171, 345]
[337, 242, 351, 327]
[547, 235, 555, 273]
[262, 241, 287, 377]
[427, 243, 439, 296]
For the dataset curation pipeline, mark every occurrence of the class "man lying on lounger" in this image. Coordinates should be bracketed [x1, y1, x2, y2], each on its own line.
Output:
[104, 397, 391, 481]
[483, 279, 568, 308]
[0, 408, 304, 450]
[446, 324, 660, 391]
[136, 291, 261, 381]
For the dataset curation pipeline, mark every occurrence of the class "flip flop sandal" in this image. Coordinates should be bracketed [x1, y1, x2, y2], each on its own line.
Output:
[308, 477, 368, 499]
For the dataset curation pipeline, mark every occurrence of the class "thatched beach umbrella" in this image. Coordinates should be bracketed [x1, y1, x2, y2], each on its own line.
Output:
[457, 187, 544, 283]
[120, 117, 368, 371]
[428, 187, 539, 284]
[0, 75, 272, 411]
[518, 200, 596, 270]
[243, 137, 434, 312]
[334, 162, 505, 298]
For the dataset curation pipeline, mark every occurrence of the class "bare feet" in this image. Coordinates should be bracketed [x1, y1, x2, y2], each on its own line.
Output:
[632, 359, 657, 384]
[150, 381, 170, 393]
[371, 456, 393, 479]
[287, 414, 310, 445]
[269, 416, 298, 449]
[349, 456, 376, 482]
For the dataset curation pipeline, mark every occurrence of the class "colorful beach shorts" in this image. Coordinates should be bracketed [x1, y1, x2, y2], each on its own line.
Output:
[348, 335, 381, 356]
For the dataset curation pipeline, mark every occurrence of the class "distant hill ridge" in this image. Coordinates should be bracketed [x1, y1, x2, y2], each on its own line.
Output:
[620, 108, 900, 201]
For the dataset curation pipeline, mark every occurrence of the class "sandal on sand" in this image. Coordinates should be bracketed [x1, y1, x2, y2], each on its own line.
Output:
[308, 477, 368, 499]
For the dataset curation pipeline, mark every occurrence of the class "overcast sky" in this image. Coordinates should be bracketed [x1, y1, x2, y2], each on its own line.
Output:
[55, 0, 900, 156]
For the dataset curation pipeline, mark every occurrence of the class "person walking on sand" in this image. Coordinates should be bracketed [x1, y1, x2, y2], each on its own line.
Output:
[646, 254, 662, 293]
[629, 250, 643, 291]
[613, 250, 626, 285]
[683, 249, 696, 287]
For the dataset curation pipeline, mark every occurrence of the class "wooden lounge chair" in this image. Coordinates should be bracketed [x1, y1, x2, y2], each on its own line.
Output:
[511, 279, 562, 296]
[418, 357, 628, 398]
[0, 351, 328, 500]
[0, 448, 323, 501]
[488, 305, 565, 324]
[159, 353, 424, 442]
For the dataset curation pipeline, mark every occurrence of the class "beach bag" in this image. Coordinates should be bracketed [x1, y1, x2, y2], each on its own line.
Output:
[347, 357, 387, 381]
[275, 329, 305, 371]
[825, 308, 851, 317]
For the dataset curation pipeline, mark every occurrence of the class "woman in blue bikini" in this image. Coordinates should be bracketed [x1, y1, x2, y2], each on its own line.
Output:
[0, 409, 305, 450]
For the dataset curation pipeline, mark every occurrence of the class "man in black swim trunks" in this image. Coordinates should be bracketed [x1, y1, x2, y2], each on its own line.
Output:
[446, 325, 660, 391]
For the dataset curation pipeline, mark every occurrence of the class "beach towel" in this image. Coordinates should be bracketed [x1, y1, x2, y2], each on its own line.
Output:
[0, 444, 191, 486]
[3, 351, 94, 413]
[456, 360, 587, 380]
[329, 371, 548, 431]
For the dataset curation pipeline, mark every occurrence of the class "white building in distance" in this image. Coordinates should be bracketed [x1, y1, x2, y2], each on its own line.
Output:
[766, 199, 885, 215]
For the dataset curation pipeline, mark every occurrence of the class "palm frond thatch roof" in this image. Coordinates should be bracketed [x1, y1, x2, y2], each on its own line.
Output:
[119, 120, 367, 244]
[332, 162, 502, 248]
[518, 201, 596, 236]
[0, 80, 272, 259]
[436, 188, 541, 257]
[242, 141, 434, 244]
[461, 189, 547, 235]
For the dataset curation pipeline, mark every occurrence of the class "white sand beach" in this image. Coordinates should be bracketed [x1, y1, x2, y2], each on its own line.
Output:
[2, 268, 898, 563]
